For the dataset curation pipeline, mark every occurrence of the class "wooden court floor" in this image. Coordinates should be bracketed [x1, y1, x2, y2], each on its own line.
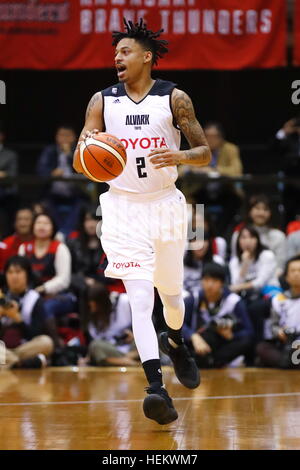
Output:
[0, 366, 299, 450]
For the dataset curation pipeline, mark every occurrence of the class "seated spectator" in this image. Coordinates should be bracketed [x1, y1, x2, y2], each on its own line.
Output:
[18, 212, 76, 320]
[0, 123, 18, 238]
[181, 122, 243, 177]
[68, 204, 105, 280]
[229, 225, 279, 296]
[184, 232, 224, 293]
[273, 116, 300, 224]
[0, 256, 54, 368]
[182, 263, 253, 368]
[229, 226, 280, 360]
[179, 122, 243, 234]
[203, 122, 243, 176]
[231, 194, 286, 275]
[256, 256, 300, 369]
[36, 125, 88, 237]
[79, 283, 139, 367]
[68, 204, 124, 288]
[1, 207, 34, 272]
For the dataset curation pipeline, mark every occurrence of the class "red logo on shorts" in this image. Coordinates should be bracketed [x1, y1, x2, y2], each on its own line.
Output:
[113, 262, 141, 269]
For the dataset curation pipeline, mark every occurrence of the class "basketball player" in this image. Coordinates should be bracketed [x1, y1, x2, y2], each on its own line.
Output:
[73, 19, 211, 425]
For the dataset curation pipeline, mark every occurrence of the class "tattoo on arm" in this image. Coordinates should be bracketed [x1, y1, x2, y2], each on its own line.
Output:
[172, 89, 211, 165]
[85, 92, 102, 120]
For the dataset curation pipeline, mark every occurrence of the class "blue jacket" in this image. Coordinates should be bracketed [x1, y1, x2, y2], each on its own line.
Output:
[183, 287, 254, 342]
[36, 144, 74, 176]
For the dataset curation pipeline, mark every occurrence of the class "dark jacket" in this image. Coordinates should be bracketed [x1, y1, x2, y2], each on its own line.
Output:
[273, 133, 300, 175]
[0, 289, 47, 348]
[36, 144, 74, 176]
[0, 146, 18, 197]
[36, 144, 80, 198]
[183, 287, 254, 342]
[67, 236, 107, 284]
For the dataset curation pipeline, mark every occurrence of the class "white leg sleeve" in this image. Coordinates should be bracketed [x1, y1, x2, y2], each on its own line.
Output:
[123, 279, 159, 363]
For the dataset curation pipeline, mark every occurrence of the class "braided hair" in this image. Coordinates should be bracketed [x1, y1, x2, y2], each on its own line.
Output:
[112, 18, 169, 65]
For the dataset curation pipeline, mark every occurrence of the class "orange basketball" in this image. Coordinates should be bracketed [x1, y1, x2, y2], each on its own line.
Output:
[79, 132, 127, 182]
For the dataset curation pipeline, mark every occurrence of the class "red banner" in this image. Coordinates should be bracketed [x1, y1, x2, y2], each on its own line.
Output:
[294, 0, 300, 66]
[0, 0, 286, 70]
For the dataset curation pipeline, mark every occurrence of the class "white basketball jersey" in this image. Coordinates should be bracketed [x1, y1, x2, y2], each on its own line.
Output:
[102, 79, 181, 193]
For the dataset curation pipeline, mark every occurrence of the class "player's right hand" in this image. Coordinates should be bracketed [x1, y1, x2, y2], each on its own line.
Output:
[277, 328, 287, 343]
[80, 128, 101, 142]
[76, 129, 101, 151]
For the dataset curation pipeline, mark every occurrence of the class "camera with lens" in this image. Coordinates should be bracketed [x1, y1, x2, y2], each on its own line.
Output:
[273, 326, 300, 343]
[283, 327, 300, 343]
[210, 314, 237, 330]
[0, 290, 13, 309]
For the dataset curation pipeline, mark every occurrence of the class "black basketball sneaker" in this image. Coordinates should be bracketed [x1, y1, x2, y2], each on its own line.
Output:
[143, 382, 178, 425]
[159, 332, 200, 389]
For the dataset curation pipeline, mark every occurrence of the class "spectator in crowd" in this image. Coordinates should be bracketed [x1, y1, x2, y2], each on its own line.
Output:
[0, 124, 18, 238]
[179, 122, 243, 234]
[1, 207, 34, 272]
[68, 205, 105, 320]
[273, 117, 300, 223]
[0, 256, 54, 368]
[18, 212, 76, 320]
[67, 205, 106, 287]
[184, 232, 225, 293]
[201, 122, 243, 177]
[229, 226, 279, 295]
[229, 226, 280, 359]
[231, 194, 286, 275]
[180, 122, 243, 177]
[256, 256, 300, 369]
[182, 263, 253, 368]
[36, 125, 87, 237]
[78, 283, 139, 367]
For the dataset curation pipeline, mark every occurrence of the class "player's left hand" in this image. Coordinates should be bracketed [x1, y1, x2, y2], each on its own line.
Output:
[2, 300, 22, 323]
[148, 148, 183, 169]
[123, 329, 134, 344]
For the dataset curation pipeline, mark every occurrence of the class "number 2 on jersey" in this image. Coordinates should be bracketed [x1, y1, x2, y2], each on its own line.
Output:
[136, 157, 147, 178]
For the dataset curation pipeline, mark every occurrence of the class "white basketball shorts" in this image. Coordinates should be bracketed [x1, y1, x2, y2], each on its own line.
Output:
[99, 184, 187, 295]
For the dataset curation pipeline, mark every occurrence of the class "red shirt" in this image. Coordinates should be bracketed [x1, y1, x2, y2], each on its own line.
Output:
[0, 234, 33, 271]
[22, 239, 61, 282]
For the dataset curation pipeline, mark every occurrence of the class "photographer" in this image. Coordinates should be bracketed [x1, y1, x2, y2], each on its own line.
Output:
[256, 256, 300, 369]
[183, 263, 253, 368]
[36, 125, 86, 237]
[0, 256, 54, 368]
